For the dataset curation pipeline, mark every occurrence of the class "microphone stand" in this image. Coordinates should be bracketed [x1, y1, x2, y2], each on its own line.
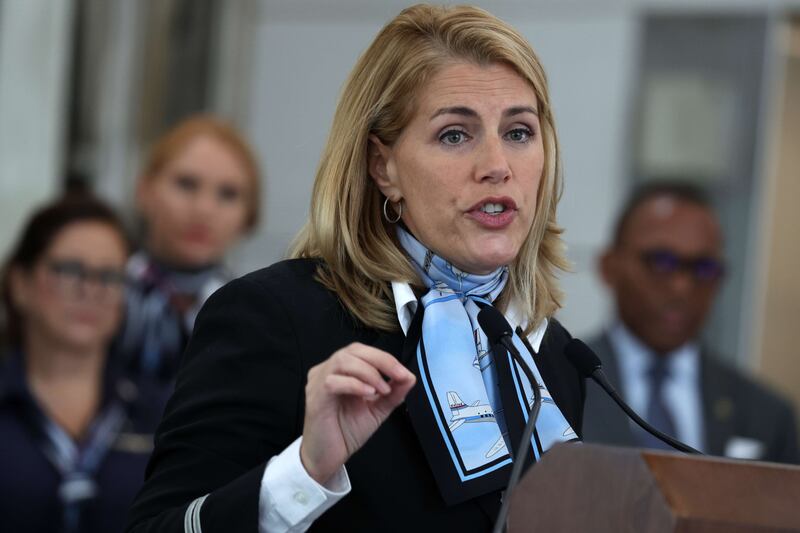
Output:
[589, 369, 702, 455]
[491, 329, 541, 533]
[564, 338, 702, 455]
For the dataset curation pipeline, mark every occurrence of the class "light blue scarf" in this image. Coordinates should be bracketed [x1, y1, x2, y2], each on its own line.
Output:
[398, 227, 576, 487]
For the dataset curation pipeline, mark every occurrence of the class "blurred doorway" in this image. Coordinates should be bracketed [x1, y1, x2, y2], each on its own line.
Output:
[65, 0, 222, 202]
[629, 14, 770, 367]
[754, 16, 800, 422]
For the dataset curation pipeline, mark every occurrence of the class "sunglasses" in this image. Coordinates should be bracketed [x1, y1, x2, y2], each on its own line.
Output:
[639, 249, 725, 283]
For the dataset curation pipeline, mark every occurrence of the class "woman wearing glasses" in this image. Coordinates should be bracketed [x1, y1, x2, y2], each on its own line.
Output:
[0, 195, 171, 533]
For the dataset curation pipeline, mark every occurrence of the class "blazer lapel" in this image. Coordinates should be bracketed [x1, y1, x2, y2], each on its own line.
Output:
[583, 334, 637, 447]
[370, 316, 502, 523]
[531, 322, 580, 433]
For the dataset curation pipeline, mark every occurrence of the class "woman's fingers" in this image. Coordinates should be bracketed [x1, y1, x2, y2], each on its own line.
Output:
[307, 343, 416, 404]
[323, 374, 378, 397]
[329, 349, 393, 395]
[373, 369, 416, 414]
[344, 343, 415, 382]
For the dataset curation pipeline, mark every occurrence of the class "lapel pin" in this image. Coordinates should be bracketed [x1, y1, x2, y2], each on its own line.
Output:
[714, 396, 733, 420]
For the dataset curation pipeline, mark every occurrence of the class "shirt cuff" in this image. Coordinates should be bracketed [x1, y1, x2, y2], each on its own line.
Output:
[258, 436, 350, 532]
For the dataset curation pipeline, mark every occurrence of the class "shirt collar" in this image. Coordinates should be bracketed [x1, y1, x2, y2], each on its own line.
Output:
[390, 280, 548, 351]
[609, 321, 700, 382]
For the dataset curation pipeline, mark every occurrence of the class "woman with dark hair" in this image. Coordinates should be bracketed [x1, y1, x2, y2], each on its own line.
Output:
[0, 195, 170, 533]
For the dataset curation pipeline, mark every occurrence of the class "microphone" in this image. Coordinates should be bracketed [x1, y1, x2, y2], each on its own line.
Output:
[477, 308, 541, 409]
[477, 307, 541, 533]
[564, 339, 702, 455]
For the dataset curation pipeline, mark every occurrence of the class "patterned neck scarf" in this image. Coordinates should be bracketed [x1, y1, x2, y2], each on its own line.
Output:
[397, 227, 577, 504]
[116, 252, 228, 380]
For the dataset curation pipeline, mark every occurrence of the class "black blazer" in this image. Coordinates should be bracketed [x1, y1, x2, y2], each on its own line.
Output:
[125, 259, 585, 532]
[581, 333, 798, 464]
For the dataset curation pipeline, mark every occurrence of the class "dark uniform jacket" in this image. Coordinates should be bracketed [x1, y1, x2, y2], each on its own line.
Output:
[125, 259, 586, 532]
[0, 353, 170, 533]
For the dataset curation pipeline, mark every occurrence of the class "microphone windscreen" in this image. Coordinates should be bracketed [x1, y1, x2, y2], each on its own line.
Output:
[564, 339, 602, 377]
[477, 306, 513, 344]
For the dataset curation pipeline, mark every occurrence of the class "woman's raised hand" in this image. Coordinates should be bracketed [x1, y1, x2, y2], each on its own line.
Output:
[299, 343, 416, 484]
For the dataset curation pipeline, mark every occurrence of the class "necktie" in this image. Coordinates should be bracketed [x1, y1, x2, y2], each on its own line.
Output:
[637, 357, 677, 450]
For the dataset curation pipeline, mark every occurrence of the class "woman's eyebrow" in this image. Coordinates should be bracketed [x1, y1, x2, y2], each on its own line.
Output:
[429, 106, 477, 120]
[504, 105, 538, 117]
[429, 105, 538, 120]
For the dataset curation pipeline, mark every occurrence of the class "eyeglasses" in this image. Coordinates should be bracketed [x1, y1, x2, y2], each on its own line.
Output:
[639, 249, 725, 283]
[44, 259, 128, 300]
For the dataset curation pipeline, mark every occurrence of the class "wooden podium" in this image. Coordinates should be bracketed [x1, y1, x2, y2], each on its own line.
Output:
[508, 443, 800, 532]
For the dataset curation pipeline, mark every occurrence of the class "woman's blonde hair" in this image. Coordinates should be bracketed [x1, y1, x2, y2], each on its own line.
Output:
[291, 4, 568, 333]
[140, 114, 262, 232]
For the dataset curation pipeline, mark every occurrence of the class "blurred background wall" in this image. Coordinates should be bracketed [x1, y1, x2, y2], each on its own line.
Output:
[0, 0, 798, 415]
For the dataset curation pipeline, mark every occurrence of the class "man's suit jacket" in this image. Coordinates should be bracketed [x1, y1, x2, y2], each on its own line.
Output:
[124, 259, 586, 532]
[581, 333, 798, 464]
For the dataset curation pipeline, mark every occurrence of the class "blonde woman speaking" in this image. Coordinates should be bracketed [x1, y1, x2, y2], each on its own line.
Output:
[126, 5, 584, 532]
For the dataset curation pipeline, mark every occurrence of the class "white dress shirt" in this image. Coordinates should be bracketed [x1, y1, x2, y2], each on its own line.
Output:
[216, 281, 547, 533]
[607, 322, 705, 452]
[257, 437, 350, 532]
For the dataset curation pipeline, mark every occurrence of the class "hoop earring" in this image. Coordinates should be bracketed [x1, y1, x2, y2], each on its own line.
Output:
[383, 197, 402, 224]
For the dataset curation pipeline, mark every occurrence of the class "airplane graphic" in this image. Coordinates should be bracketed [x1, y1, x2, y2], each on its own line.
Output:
[446, 373, 567, 460]
[446, 391, 495, 431]
[446, 391, 507, 458]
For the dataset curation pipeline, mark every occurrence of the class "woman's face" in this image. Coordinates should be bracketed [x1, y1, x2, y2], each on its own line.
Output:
[138, 135, 251, 267]
[11, 221, 128, 352]
[371, 62, 544, 274]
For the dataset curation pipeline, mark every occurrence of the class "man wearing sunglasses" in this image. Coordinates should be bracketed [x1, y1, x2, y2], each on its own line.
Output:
[582, 182, 798, 463]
